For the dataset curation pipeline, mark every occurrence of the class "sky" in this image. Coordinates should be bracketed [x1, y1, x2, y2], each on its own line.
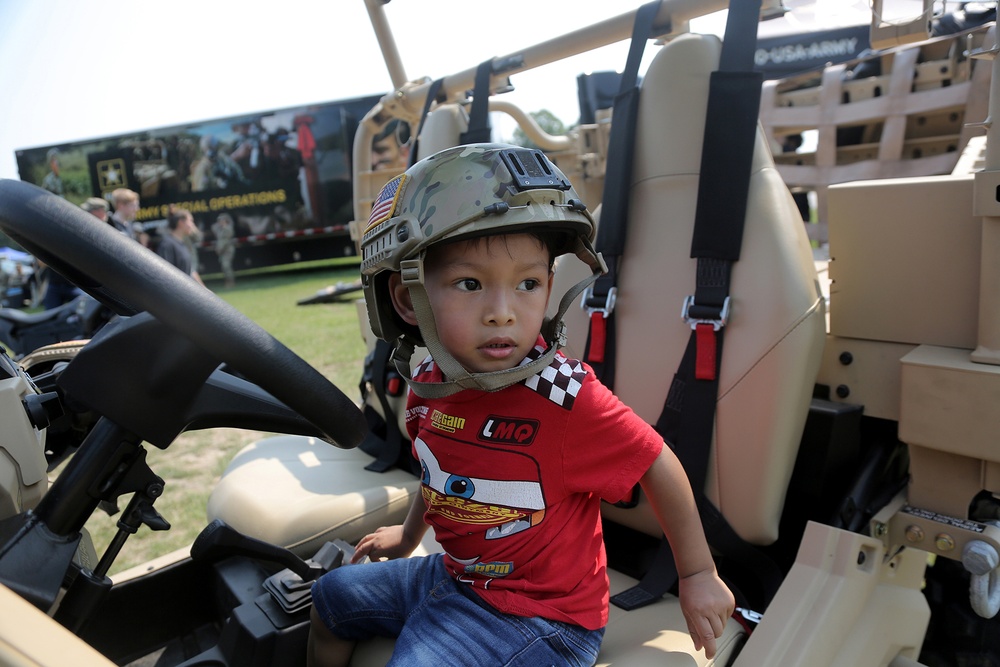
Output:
[0, 0, 687, 180]
[0, 0, 924, 182]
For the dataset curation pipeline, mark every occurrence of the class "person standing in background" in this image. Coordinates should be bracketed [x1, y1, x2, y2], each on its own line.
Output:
[185, 218, 205, 279]
[109, 188, 149, 246]
[41, 148, 64, 196]
[81, 196, 110, 224]
[157, 207, 205, 286]
[211, 213, 237, 288]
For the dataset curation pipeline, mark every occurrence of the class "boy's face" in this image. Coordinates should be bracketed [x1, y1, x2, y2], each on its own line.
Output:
[393, 234, 554, 375]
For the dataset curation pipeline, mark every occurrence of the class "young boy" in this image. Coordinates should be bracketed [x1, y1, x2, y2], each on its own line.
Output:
[308, 144, 735, 666]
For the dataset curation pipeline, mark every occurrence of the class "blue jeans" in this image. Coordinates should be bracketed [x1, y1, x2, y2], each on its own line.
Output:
[311, 553, 604, 666]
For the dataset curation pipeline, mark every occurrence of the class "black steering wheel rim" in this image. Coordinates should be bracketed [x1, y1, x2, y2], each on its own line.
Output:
[0, 179, 366, 449]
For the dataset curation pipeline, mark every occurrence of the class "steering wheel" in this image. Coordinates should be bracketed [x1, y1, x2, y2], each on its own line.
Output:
[0, 179, 367, 449]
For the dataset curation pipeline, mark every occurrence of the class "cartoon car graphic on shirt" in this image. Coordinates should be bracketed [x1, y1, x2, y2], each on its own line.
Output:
[414, 437, 546, 542]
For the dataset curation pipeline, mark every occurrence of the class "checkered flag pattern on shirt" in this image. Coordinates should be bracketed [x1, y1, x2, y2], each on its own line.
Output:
[524, 355, 587, 410]
[413, 356, 437, 379]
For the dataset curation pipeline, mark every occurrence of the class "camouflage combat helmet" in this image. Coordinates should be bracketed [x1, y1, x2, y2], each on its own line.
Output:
[360, 143, 606, 397]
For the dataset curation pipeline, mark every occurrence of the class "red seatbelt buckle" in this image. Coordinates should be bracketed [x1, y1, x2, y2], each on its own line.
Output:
[695, 323, 717, 380]
[582, 285, 617, 364]
[587, 312, 607, 363]
[682, 295, 730, 381]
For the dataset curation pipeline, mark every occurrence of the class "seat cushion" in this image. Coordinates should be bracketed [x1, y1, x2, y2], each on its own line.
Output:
[206, 435, 420, 557]
[209, 441, 746, 664]
[598, 568, 746, 666]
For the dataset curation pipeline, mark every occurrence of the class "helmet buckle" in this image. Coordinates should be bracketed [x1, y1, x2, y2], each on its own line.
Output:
[400, 259, 423, 285]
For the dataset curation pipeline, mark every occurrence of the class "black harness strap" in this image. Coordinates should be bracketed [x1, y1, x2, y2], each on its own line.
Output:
[583, 0, 663, 392]
[610, 0, 784, 612]
[358, 338, 408, 472]
[408, 77, 445, 168]
[459, 60, 495, 145]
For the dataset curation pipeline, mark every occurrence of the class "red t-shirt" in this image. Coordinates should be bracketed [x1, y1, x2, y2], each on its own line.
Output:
[405, 342, 663, 630]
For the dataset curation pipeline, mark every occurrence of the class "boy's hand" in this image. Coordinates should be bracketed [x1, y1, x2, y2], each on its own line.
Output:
[350, 525, 415, 563]
[678, 568, 736, 659]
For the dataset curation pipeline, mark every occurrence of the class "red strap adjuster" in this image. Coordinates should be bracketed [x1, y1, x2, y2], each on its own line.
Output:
[587, 311, 607, 363]
[695, 323, 717, 380]
[583, 285, 617, 364]
[682, 295, 730, 382]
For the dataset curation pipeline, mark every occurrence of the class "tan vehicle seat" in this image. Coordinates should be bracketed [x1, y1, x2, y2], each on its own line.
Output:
[556, 33, 825, 546]
[207, 438, 418, 558]
[208, 28, 823, 666]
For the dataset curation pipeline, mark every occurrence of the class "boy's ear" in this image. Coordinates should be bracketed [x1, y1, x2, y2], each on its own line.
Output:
[388, 273, 419, 326]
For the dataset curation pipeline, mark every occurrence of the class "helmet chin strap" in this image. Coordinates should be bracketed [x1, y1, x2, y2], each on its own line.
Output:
[392, 262, 602, 399]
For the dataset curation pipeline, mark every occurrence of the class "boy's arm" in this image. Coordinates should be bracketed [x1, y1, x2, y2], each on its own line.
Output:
[350, 491, 429, 563]
[639, 446, 736, 659]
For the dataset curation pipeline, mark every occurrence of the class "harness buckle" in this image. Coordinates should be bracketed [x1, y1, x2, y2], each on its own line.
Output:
[681, 295, 731, 331]
[581, 285, 618, 318]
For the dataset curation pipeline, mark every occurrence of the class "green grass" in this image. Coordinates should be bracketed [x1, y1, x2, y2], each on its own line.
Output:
[206, 258, 368, 390]
[75, 259, 371, 576]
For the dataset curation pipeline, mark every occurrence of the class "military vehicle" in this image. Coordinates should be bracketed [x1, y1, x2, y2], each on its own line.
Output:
[0, 0, 997, 665]
[759, 1, 995, 245]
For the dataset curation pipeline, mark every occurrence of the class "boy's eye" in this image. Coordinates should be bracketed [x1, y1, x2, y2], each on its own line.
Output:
[519, 279, 541, 291]
[456, 279, 480, 291]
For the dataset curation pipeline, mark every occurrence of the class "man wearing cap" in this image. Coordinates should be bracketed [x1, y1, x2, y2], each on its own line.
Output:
[81, 197, 110, 221]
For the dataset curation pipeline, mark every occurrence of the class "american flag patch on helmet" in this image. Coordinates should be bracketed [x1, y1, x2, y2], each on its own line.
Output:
[366, 174, 406, 232]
